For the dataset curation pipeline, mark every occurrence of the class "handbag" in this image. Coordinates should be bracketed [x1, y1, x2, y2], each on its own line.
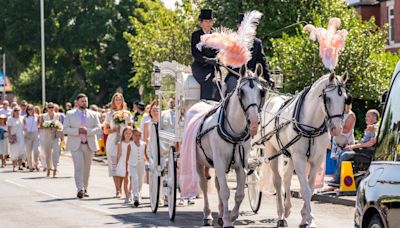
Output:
[25, 132, 35, 140]
[9, 134, 17, 144]
[55, 130, 64, 139]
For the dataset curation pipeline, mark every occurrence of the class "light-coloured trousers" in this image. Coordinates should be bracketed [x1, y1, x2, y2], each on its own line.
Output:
[71, 144, 94, 192]
[24, 132, 40, 169]
[130, 165, 144, 200]
[42, 133, 61, 170]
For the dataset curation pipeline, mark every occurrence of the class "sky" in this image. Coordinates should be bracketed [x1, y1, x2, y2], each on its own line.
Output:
[161, 0, 181, 10]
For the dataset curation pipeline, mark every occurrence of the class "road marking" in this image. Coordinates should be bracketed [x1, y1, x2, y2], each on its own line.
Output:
[35, 190, 61, 199]
[4, 179, 26, 188]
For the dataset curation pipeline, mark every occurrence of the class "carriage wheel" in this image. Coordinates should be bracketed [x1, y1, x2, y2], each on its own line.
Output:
[247, 148, 263, 213]
[247, 170, 262, 213]
[149, 123, 161, 213]
[168, 146, 177, 221]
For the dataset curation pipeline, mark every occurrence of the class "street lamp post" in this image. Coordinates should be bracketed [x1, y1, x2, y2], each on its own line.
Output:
[40, 0, 46, 107]
[271, 67, 284, 89]
[2, 53, 5, 101]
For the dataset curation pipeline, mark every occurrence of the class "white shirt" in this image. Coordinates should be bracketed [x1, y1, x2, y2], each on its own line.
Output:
[25, 116, 38, 132]
[0, 108, 11, 118]
[140, 114, 151, 141]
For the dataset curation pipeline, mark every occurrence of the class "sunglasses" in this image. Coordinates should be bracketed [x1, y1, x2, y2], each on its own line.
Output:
[48, 107, 54, 109]
[14, 110, 20, 112]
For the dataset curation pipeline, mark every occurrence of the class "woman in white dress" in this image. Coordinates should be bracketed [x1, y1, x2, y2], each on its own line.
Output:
[7, 106, 25, 172]
[104, 92, 132, 198]
[143, 100, 159, 185]
[0, 115, 8, 168]
[24, 105, 40, 172]
[39, 103, 62, 177]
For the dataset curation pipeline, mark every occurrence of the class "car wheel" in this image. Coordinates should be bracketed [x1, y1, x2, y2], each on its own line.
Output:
[368, 214, 384, 228]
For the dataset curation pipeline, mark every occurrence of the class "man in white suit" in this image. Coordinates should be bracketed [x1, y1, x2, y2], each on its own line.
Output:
[63, 93, 101, 198]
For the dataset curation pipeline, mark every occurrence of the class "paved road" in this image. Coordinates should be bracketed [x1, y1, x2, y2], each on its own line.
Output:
[0, 155, 355, 227]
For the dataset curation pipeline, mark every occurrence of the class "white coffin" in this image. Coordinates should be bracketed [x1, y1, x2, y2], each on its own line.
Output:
[177, 72, 200, 101]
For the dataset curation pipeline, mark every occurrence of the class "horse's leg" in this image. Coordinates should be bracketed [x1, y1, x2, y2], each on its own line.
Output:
[292, 156, 313, 227]
[304, 156, 324, 228]
[214, 176, 224, 226]
[196, 163, 212, 226]
[230, 166, 245, 222]
[283, 158, 294, 218]
[214, 162, 233, 227]
[270, 155, 287, 227]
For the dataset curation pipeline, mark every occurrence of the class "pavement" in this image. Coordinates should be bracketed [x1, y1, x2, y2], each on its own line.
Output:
[90, 153, 357, 207]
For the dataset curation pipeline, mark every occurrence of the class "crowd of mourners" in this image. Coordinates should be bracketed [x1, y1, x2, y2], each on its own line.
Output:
[0, 92, 163, 207]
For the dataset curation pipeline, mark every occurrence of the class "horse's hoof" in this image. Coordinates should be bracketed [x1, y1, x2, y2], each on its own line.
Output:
[277, 219, 288, 227]
[217, 218, 223, 226]
[202, 219, 213, 226]
[299, 224, 308, 228]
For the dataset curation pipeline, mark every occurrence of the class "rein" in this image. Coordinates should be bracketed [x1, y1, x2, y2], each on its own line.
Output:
[254, 77, 345, 161]
[196, 75, 265, 173]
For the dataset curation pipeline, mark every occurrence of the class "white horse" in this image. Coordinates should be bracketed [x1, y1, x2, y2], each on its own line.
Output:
[185, 64, 267, 228]
[254, 72, 348, 227]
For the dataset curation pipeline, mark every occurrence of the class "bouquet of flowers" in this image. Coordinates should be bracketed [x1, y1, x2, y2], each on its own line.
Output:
[112, 110, 129, 144]
[113, 110, 129, 126]
[42, 120, 63, 130]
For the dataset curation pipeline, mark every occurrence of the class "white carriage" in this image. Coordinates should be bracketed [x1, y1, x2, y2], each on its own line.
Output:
[148, 61, 264, 221]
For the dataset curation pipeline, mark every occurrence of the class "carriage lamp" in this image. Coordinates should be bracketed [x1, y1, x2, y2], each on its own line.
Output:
[271, 67, 283, 89]
[151, 65, 162, 90]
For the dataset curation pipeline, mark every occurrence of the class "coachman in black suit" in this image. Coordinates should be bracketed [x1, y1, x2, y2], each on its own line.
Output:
[191, 9, 221, 101]
[225, 14, 274, 94]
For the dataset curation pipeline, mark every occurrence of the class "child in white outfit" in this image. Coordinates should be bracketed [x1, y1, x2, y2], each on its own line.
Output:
[116, 126, 134, 203]
[128, 128, 147, 207]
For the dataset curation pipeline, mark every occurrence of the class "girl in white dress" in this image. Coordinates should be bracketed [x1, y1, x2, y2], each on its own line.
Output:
[116, 126, 134, 203]
[24, 105, 40, 172]
[104, 92, 132, 198]
[0, 115, 8, 168]
[129, 128, 148, 207]
[7, 107, 25, 172]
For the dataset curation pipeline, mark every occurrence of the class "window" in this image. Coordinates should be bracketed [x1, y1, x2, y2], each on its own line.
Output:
[375, 64, 400, 161]
[388, 6, 395, 44]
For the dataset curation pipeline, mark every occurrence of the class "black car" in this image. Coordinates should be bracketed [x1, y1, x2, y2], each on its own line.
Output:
[355, 61, 400, 228]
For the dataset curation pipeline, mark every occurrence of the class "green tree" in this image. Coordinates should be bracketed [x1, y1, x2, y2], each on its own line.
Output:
[124, 0, 197, 102]
[0, 0, 141, 105]
[269, 0, 400, 134]
[269, 0, 400, 101]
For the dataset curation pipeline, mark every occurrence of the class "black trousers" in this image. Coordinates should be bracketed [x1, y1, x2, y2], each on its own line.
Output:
[191, 62, 221, 101]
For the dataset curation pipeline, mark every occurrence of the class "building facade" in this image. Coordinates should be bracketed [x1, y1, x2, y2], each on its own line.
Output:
[347, 0, 399, 52]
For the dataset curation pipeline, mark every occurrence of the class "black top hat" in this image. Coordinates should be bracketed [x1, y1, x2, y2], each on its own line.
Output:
[199, 9, 213, 20]
[237, 14, 245, 24]
[137, 102, 145, 110]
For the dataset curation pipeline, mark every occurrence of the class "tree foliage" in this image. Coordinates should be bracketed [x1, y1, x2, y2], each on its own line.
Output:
[0, 0, 141, 105]
[269, 0, 400, 101]
[124, 0, 197, 102]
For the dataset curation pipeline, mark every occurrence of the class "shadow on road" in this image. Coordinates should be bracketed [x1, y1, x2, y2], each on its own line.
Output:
[111, 210, 278, 227]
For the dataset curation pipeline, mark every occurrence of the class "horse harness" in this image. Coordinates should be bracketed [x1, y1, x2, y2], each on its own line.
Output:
[196, 76, 266, 173]
[255, 80, 345, 161]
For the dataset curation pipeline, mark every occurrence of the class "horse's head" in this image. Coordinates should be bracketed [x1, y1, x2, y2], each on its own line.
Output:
[321, 72, 349, 136]
[236, 63, 268, 136]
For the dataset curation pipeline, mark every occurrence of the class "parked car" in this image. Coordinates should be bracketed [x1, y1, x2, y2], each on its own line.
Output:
[355, 61, 400, 228]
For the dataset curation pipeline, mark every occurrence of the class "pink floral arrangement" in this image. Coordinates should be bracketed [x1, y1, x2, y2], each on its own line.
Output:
[113, 110, 129, 125]
[304, 18, 348, 71]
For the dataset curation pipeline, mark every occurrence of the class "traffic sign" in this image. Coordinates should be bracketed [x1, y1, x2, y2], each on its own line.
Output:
[0, 71, 4, 86]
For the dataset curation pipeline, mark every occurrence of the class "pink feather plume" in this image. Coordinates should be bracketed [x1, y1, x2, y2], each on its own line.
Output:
[304, 18, 348, 71]
[196, 11, 262, 68]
